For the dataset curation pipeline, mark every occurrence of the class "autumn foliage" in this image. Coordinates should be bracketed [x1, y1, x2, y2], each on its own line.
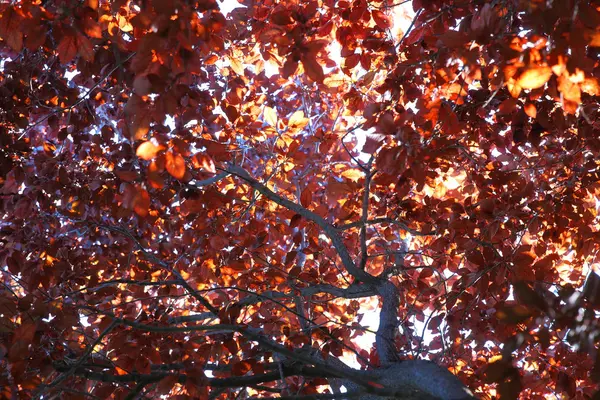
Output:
[2, 0, 600, 398]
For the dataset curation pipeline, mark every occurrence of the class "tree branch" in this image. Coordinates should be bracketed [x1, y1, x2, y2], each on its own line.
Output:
[225, 165, 377, 284]
[337, 217, 436, 236]
[190, 172, 230, 187]
[301, 283, 377, 299]
[359, 158, 375, 271]
[94, 224, 220, 315]
[375, 281, 401, 365]
[34, 320, 119, 399]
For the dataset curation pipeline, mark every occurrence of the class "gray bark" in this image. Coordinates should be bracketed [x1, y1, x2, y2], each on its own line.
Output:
[340, 360, 475, 400]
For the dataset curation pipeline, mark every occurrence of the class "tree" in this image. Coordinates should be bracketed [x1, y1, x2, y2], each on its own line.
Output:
[1, 0, 600, 398]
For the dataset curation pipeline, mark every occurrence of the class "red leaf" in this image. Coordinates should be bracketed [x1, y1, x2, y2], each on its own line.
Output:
[210, 236, 228, 250]
[165, 151, 186, 180]
[271, 10, 294, 25]
[135, 357, 151, 374]
[439, 30, 469, 48]
[0, 7, 23, 51]
[133, 187, 151, 217]
[157, 375, 179, 395]
[302, 55, 324, 83]
[25, 25, 46, 50]
[13, 323, 36, 345]
[232, 360, 252, 376]
[115, 170, 139, 182]
[300, 187, 312, 207]
[466, 250, 485, 267]
[371, 10, 391, 30]
[290, 214, 302, 228]
[282, 58, 299, 78]
[125, 95, 152, 140]
[192, 153, 216, 173]
[57, 33, 78, 64]
[77, 33, 94, 62]
[498, 98, 518, 115]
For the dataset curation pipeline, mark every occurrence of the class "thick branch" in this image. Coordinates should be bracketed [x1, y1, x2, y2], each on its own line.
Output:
[375, 281, 401, 365]
[95, 311, 239, 334]
[359, 160, 375, 271]
[190, 171, 230, 187]
[66, 355, 404, 398]
[249, 393, 364, 400]
[167, 312, 214, 323]
[67, 369, 288, 388]
[301, 283, 377, 299]
[226, 165, 377, 284]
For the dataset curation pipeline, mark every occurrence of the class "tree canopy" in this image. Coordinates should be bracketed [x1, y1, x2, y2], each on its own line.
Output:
[2, 0, 600, 398]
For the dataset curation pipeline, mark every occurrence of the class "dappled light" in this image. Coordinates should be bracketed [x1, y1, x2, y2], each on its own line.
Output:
[1, 0, 600, 399]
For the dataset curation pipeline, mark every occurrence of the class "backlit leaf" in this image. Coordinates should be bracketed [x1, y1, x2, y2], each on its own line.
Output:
[136, 141, 161, 160]
[165, 151, 186, 179]
[517, 66, 553, 89]
[341, 169, 363, 182]
[372, 10, 391, 30]
[133, 187, 150, 217]
[288, 110, 309, 131]
[263, 106, 278, 126]
[230, 57, 244, 75]
[524, 102, 537, 118]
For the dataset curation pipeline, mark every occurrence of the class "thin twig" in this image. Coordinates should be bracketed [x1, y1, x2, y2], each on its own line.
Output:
[18, 52, 136, 141]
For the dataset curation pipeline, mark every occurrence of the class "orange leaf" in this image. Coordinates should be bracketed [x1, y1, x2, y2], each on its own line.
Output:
[83, 19, 103, 39]
[165, 151, 186, 179]
[136, 141, 161, 160]
[115, 366, 129, 376]
[586, 30, 600, 47]
[341, 169, 363, 182]
[125, 95, 152, 140]
[581, 77, 600, 95]
[192, 153, 216, 173]
[205, 54, 219, 65]
[133, 187, 150, 217]
[524, 103, 537, 118]
[288, 110, 309, 131]
[517, 66, 552, 90]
